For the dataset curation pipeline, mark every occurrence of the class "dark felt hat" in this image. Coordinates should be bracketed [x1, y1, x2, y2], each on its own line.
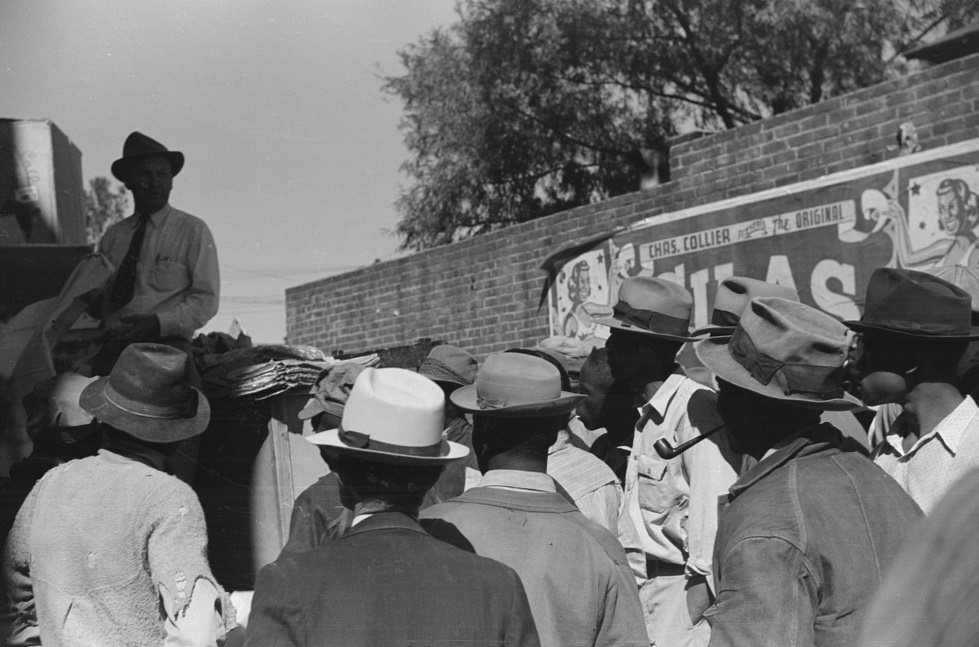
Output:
[80, 343, 209, 442]
[845, 267, 979, 340]
[111, 132, 185, 182]
[417, 344, 478, 389]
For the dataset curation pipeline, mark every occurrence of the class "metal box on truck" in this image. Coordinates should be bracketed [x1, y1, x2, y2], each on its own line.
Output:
[0, 118, 85, 246]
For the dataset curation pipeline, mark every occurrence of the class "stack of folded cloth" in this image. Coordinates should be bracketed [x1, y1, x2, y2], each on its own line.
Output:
[201, 345, 378, 400]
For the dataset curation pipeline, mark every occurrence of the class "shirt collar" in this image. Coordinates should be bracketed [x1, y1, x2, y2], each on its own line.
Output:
[639, 371, 687, 418]
[478, 469, 556, 493]
[890, 395, 979, 457]
[548, 428, 571, 455]
[132, 205, 170, 227]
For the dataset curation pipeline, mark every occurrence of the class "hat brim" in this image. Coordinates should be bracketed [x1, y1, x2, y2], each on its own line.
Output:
[79, 376, 209, 442]
[449, 384, 584, 418]
[305, 429, 470, 465]
[593, 316, 697, 342]
[111, 151, 185, 182]
[843, 320, 979, 341]
[690, 325, 737, 337]
[694, 340, 861, 411]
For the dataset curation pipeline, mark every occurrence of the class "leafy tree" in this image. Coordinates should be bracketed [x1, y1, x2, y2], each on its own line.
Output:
[84, 177, 128, 245]
[385, 0, 979, 250]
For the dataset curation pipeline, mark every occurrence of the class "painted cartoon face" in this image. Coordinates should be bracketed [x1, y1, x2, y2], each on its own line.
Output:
[938, 189, 965, 236]
[570, 262, 592, 302]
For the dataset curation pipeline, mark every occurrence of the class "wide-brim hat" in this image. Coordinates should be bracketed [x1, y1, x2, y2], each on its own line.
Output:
[845, 267, 979, 340]
[696, 297, 861, 411]
[80, 343, 209, 442]
[593, 276, 696, 341]
[111, 131, 185, 182]
[417, 344, 478, 389]
[298, 361, 366, 421]
[692, 276, 800, 337]
[307, 367, 469, 465]
[451, 351, 584, 417]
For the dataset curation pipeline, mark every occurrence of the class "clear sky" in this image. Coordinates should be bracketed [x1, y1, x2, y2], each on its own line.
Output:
[0, 0, 458, 343]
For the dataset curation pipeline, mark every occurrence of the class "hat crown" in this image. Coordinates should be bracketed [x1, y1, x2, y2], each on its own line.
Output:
[711, 277, 799, 325]
[418, 344, 478, 386]
[739, 298, 851, 368]
[599, 276, 693, 339]
[618, 277, 692, 319]
[121, 131, 170, 158]
[862, 268, 972, 335]
[341, 368, 445, 449]
[106, 343, 196, 414]
[473, 352, 560, 406]
[926, 265, 979, 314]
[80, 343, 208, 442]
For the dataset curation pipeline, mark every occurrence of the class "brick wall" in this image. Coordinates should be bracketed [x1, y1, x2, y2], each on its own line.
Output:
[286, 53, 979, 357]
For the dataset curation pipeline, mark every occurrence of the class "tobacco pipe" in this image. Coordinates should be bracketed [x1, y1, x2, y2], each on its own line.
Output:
[654, 424, 725, 459]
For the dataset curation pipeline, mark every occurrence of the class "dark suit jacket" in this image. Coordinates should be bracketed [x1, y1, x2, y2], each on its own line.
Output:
[244, 511, 540, 647]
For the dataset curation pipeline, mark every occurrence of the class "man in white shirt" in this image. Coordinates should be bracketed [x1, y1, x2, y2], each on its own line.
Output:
[92, 131, 219, 378]
[846, 267, 979, 513]
[594, 277, 740, 647]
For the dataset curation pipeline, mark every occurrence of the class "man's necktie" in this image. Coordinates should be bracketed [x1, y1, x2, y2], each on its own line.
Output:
[109, 214, 149, 307]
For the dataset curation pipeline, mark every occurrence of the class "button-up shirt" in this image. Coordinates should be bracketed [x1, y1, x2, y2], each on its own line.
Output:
[98, 205, 219, 340]
[548, 430, 622, 534]
[620, 373, 739, 586]
[873, 395, 979, 514]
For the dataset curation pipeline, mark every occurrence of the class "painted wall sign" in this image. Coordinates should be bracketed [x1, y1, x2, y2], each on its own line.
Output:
[547, 138, 979, 342]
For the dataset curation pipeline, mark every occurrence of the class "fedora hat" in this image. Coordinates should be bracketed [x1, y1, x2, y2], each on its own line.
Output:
[298, 361, 366, 425]
[451, 352, 584, 417]
[417, 344, 478, 389]
[111, 131, 185, 182]
[696, 297, 861, 410]
[307, 367, 469, 465]
[845, 267, 979, 340]
[692, 276, 799, 336]
[593, 277, 695, 341]
[80, 343, 209, 442]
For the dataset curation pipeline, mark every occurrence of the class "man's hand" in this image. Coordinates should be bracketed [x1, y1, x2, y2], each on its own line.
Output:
[117, 314, 161, 338]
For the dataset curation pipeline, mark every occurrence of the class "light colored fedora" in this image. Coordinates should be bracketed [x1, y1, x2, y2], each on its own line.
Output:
[450, 352, 584, 417]
[307, 367, 470, 465]
[417, 344, 478, 389]
[845, 267, 979, 340]
[111, 131, 185, 182]
[593, 277, 695, 341]
[696, 297, 861, 410]
[692, 276, 799, 336]
[80, 343, 209, 442]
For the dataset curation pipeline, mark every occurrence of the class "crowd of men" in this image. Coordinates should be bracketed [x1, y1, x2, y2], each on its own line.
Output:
[2, 132, 979, 646]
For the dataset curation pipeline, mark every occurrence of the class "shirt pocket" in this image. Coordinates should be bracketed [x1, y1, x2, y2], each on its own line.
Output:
[636, 453, 683, 515]
[149, 257, 189, 291]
